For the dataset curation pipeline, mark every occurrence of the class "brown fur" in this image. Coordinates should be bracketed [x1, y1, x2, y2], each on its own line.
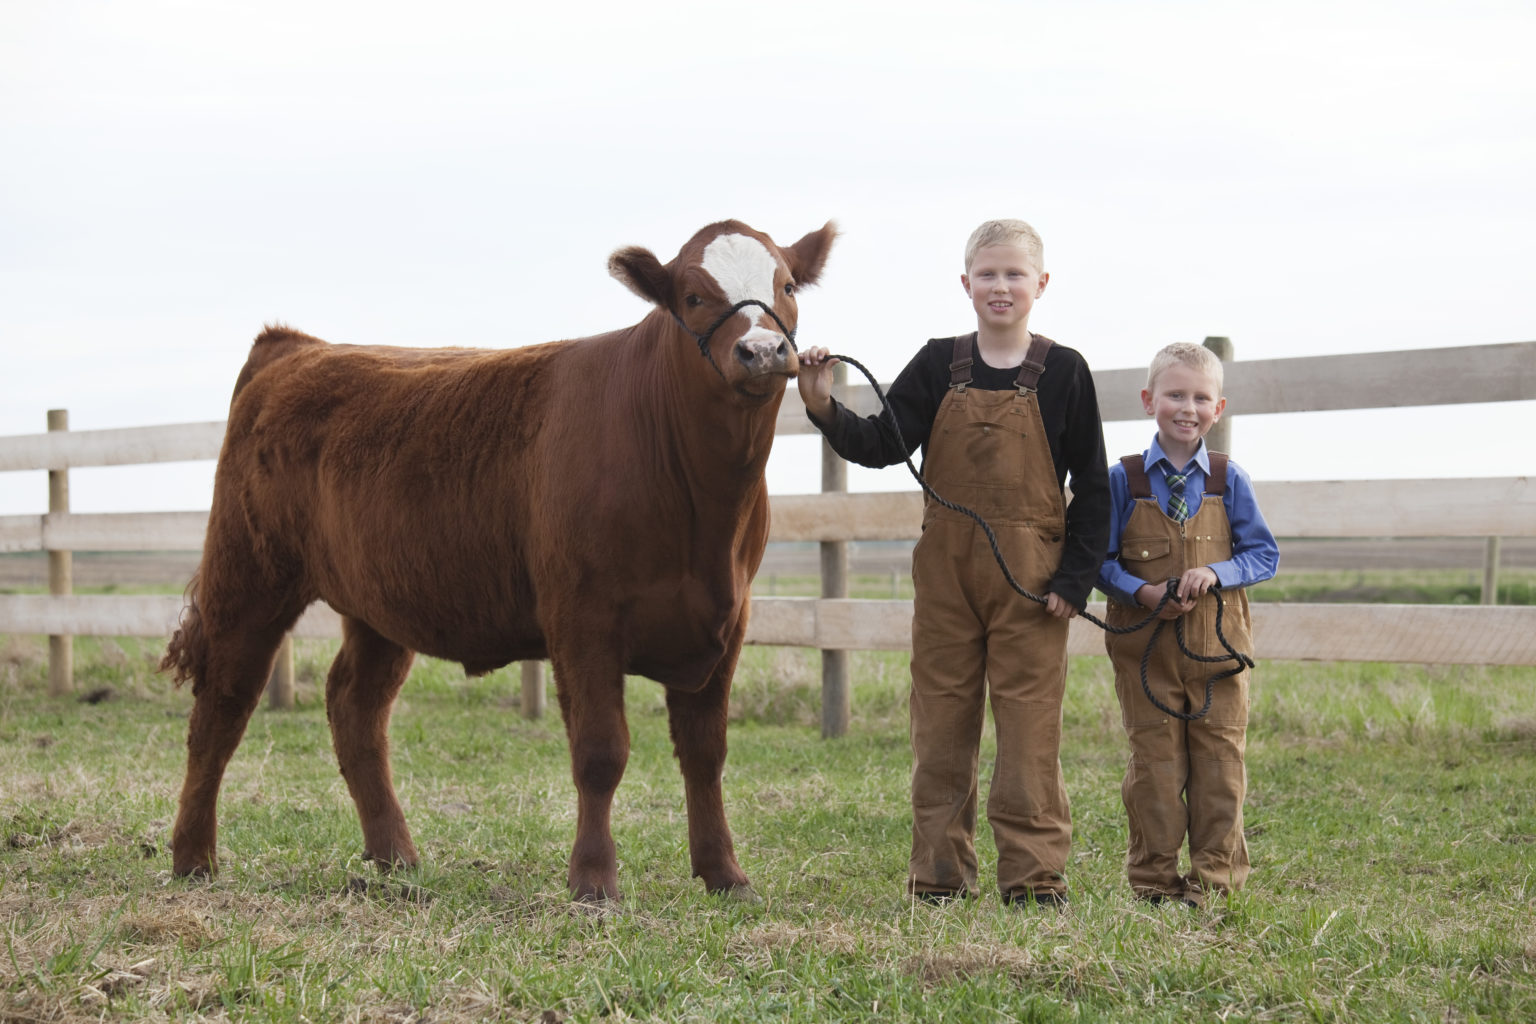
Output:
[161, 220, 837, 901]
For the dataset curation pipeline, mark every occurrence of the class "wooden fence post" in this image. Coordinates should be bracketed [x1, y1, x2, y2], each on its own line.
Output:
[47, 409, 73, 697]
[1482, 537, 1501, 605]
[1202, 336, 1234, 455]
[820, 362, 850, 738]
[266, 635, 295, 709]
[521, 660, 546, 720]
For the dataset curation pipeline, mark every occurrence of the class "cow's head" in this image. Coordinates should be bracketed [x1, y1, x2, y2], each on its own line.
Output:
[609, 220, 837, 400]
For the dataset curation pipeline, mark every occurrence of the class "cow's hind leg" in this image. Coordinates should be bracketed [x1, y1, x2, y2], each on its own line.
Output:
[551, 645, 629, 902]
[172, 603, 301, 877]
[325, 617, 418, 868]
[665, 659, 752, 898]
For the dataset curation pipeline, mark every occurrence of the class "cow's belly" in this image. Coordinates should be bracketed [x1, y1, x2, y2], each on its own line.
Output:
[312, 523, 751, 687]
[373, 605, 547, 677]
[315, 554, 547, 676]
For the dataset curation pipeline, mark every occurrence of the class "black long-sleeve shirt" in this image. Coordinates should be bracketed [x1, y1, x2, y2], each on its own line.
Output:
[808, 334, 1112, 608]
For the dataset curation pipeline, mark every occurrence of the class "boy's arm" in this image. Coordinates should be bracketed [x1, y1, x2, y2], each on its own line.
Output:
[1095, 467, 1148, 606]
[801, 345, 938, 469]
[1206, 463, 1280, 589]
[1097, 470, 1200, 616]
[1051, 358, 1112, 608]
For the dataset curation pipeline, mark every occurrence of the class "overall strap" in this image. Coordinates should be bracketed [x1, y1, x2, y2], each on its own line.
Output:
[1013, 334, 1054, 393]
[948, 333, 975, 389]
[1120, 454, 1153, 499]
[1205, 452, 1229, 496]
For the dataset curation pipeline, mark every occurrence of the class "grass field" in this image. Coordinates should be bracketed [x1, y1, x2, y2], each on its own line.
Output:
[2, 636, 1534, 1022]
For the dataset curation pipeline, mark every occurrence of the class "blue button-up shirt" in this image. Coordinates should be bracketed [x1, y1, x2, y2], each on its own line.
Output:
[1096, 437, 1280, 607]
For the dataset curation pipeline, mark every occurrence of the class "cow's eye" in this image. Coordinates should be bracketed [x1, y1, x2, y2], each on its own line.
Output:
[685, 294, 703, 308]
[783, 282, 795, 296]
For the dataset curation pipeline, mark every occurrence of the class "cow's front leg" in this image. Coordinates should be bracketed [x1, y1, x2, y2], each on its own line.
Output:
[552, 651, 629, 902]
[665, 663, 752, 898]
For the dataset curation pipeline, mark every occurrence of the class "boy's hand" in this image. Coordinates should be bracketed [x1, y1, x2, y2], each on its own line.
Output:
[1175, 566, 1220, 603]
[796, 346, 838, 423]
[1045, 592, 1077, 620]
[1136, 581, 1194, 620]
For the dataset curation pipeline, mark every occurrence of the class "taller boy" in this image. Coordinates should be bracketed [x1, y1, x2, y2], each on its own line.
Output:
[798, 220, 1110, 904]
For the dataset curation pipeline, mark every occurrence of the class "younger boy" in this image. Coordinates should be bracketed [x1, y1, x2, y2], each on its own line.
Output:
[797, 219, 1110, 906]
[1096, 342, 1279, 906]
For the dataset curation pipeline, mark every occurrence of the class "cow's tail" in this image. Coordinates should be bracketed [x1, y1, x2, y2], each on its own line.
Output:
[160, 573, 207, 688]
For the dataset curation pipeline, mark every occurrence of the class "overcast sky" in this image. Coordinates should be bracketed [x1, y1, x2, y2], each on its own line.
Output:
[2, 0, 1532, 515]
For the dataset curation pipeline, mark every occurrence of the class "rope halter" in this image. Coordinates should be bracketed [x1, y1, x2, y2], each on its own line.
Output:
[671, 299, 799, 382]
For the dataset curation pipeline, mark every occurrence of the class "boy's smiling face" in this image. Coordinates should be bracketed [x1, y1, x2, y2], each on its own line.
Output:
[961, 244, 1047, 331]
[1143, 362, 1226, 458]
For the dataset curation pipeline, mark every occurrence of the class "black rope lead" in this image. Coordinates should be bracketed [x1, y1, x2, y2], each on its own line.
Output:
[825, 353, 1255, 721]
[1137, 578, 1255, 722]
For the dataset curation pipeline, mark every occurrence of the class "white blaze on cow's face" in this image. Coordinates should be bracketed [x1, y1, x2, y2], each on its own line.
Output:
[700, 233, 783, 349]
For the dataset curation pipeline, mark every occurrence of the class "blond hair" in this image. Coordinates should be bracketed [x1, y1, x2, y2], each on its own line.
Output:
[964, 219, 1044, 273]
[1147, 342, 1225, 392]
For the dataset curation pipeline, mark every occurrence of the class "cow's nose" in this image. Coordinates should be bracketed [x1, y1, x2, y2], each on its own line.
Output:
[735, 337, 791, 373]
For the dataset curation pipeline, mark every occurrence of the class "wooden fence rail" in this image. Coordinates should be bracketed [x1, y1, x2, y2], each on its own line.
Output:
[770, 339, 1536, 435]
[4, 340, 1534, 721]
[6, 593, 1533, 667]
[4, 475, 1533, 556]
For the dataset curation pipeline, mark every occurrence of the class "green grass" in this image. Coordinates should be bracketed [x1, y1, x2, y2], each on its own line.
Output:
[2, 636, 1534, 1022]
[1248, 568, 1536, 607]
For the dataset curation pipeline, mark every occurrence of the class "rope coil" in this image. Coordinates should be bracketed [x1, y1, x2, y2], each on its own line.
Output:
[825, 353, 1255, 721]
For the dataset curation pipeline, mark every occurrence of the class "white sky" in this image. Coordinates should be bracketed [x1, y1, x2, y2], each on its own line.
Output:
[2, 0, 1533, 515]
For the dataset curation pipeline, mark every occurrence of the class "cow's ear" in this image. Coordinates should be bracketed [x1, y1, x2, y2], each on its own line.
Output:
[608, 246, 672, 306]
[783, 221, 838, 288]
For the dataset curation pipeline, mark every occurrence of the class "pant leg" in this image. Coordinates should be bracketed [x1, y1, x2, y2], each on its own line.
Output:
[908, 523, 988, 895]
[984, 567, 1072, 894]
[1108, 623, 1190, 898]
[965, 524, 1070, 897]
[1184, 665, 1250, 895]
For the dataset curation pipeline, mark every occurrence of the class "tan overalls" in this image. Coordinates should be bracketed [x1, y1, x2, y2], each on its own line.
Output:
[1103, 454, 1253, 901]
[908, 333, 1073, 900]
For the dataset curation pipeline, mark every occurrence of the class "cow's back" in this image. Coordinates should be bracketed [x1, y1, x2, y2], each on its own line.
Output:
[213, 328, 568, 669]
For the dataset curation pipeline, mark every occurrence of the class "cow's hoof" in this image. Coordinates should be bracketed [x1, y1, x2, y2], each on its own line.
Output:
[171, 851, 215, 879]
[572, 880, 622, 904]
[570, 894, 623, 917]
[363, 849, 419, 871]
[716, 883, 761, 905]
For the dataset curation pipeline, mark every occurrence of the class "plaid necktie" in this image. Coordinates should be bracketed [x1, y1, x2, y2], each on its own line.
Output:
[1165, 468, 1190, 522]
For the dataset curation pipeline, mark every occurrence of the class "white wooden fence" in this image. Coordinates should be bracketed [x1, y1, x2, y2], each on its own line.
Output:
[3, 340, 1534, 722]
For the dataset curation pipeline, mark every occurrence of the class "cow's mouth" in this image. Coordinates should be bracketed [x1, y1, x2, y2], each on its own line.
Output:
[735, 372, 791, 400]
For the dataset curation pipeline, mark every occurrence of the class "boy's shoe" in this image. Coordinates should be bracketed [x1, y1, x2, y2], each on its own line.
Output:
[1142, 893, 1199, 909]
[1002, 889, 1069, 909]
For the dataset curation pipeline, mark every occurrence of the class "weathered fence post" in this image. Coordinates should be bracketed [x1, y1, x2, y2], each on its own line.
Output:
[521, 660, 546, 720]
[47, 409, 73, 696]
[1482, 537, 1502, 605]
[1202, 336, 1234, 455]
[820, 362, 850, 738]
[266, 635, 295, 709]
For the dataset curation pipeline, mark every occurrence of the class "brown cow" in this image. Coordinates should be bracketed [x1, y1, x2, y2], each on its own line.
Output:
[162, 219, 837, 902]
